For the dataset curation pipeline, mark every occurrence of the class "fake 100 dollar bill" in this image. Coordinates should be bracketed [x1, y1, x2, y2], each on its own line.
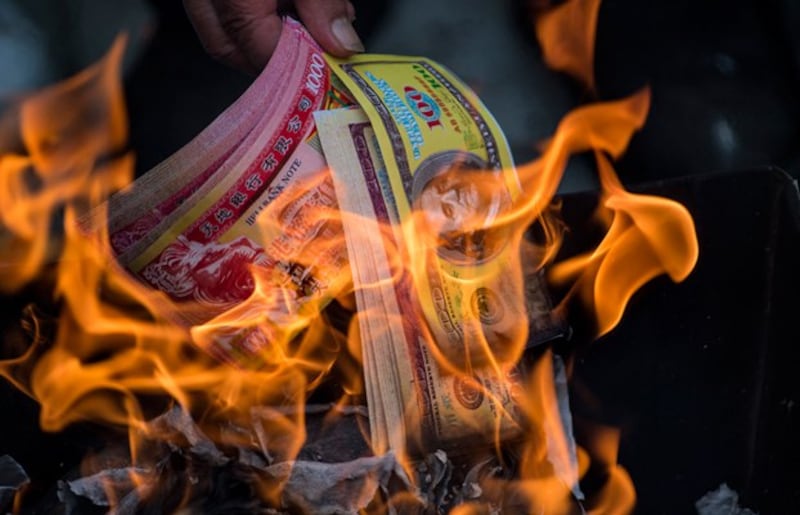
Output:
[315, 106, 531, 454]
[323, 53, 529, 373]
[315, 50, 553, 452]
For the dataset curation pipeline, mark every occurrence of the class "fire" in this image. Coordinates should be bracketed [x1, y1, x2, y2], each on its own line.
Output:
[534, 0, 602, 91]
[0, 0, 698, 512]
[0, 36, 128, 293]
[549, 152, 698, 336]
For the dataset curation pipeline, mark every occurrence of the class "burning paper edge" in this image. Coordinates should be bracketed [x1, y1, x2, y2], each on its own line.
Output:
[52, 404, 409, 514]
[551, 354, 584, 501]
[0, 454, 29, 513]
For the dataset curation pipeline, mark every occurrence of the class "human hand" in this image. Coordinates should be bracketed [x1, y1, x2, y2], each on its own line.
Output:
[183, 0, 364, 74]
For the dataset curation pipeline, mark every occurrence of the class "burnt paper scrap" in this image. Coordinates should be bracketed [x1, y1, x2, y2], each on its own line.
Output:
[0, 455, 29, 512]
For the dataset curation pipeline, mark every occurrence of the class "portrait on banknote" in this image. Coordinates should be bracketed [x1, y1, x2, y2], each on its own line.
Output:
[410, 150, 511, 266]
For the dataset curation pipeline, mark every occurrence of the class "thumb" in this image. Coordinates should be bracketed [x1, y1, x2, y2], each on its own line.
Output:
[294, 0, 364, 56]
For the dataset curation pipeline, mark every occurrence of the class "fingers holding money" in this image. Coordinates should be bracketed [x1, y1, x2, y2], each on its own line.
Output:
[183, 0, 363, 74]
[294, 0, 364, 55]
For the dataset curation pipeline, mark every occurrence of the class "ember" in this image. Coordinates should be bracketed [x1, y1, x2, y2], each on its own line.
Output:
[0, 1, 719, 513]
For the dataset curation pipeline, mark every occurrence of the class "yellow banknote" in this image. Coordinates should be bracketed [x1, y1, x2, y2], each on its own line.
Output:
[315, 107, 526, 454]
[325, 54, 528, 369]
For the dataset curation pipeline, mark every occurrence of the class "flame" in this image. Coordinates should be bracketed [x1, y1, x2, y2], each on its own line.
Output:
[514, 87, 651, 224]
[534, 0, 602, 91]
[578, 421, 637, 514]
[0, 36, 129, 293]
[0, 4, 699, 511]
[510, 350, 580, 512]
[549, 152, 699, 336]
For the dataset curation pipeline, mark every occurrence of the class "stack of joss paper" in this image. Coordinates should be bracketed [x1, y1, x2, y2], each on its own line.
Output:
[85, 18, 564, 455]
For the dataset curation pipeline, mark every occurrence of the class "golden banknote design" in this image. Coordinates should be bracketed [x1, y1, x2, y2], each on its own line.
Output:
[315, 107, 529, 453]
[324, 54, 528, 370]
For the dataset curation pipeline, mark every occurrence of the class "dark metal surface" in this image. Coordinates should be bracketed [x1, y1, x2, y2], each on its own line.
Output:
[561, 168, 800, 513]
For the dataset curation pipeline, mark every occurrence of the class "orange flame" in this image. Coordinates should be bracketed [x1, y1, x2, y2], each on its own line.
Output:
[512, 350, 581, 512]
[549, 152, 699, 335]
[580, 422, 637, 514]
[534, 0, 602, 91]
[0, 35, 129, 293]
[514, 87, 651, 223]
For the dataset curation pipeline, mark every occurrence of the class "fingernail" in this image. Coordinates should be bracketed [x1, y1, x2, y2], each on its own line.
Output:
[331, 17, 365, 53]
